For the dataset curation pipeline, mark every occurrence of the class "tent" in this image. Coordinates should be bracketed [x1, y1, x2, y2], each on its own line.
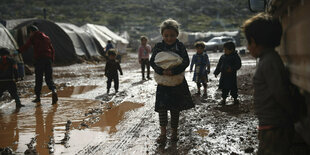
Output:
[7, 19, 78, 64]
[82, 24, 129, 54]
[57, 23, 102, 58]
[0, 23, 18, 50]
[0, 23, 25, 78]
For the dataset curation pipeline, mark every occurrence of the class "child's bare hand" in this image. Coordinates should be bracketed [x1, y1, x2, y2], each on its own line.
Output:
[227, 67, 232, 72]
[163, 70, 172, 76]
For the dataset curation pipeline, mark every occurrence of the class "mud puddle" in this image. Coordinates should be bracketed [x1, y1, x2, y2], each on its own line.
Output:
[0, 99, 143, 154]
[41, 85, 99, 97]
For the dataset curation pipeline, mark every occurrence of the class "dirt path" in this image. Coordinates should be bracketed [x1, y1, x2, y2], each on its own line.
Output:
[0, 51, 258, 154]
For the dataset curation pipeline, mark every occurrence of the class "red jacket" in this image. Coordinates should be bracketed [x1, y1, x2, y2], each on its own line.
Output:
[19, 31, 55, 61]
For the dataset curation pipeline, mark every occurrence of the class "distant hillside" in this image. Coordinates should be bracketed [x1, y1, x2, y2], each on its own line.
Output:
[0, 0, 254, 40]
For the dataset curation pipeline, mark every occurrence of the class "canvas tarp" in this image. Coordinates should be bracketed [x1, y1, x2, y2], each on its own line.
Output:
[57, 23, 101, 58]
[0, 23, 18, 50]
[6, 19, 78, 64]
[81, 24, 129, 54]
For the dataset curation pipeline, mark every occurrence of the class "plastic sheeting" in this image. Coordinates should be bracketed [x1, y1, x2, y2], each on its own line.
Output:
[82, 24, 129, 54]
[57, 23, 101, 58]
[154, 51, 184, 86]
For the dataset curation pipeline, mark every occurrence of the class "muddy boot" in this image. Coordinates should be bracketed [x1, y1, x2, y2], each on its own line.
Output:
[15, 101, 25, 108]
[220, 99, 226, 105]
[234, 98, 240, 105]
[156, 126, 167, 144]
[52, 90, 58, 105]
[196, 88, 201, 95]
[171, 128, 179, 142]
[32, 96, 41, 103]
[107, 89, 110, 94]
[203, 88, 207, 96]
[147, 76, 152, 80]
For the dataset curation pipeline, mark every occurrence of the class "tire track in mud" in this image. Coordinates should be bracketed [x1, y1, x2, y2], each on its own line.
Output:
[76, 78, 156, 155]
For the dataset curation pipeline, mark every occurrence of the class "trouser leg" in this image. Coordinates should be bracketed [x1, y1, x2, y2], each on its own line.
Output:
[7, 81, 20, 104]
[158, 109, 168, 127]
[222, 88, 229, 99]
[44, 60, 56, 92]
[146, 59, 150, 78]
[170, 110, 180, 129]
[141, 60, 146, 79]
[230, 85, 238, 99]
[107, 77, 112, 90]
[0, 82, 6, 98]
[35, 63, 44, 97]
[114, 75, 119, 92]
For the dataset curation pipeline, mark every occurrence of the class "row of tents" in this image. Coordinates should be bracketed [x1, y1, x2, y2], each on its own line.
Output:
[1, 19, 129, 64]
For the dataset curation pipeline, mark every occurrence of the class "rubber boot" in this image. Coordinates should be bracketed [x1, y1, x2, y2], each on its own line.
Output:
[52, 90, 58, 105]
[171, 128, 179, 142]
[156, 126, 167, 144]
[32, 95, 40, 103]
[15, 100, 25, 108]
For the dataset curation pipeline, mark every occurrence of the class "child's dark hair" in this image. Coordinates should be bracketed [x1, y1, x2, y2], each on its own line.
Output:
[0, 48, 10, 56]
[140, 36, 148, 41]
[107, 40, 112, 44]
[108, 48, 117, 56]
[27, 25, 39, 34]
[194, 41, 205, 49]
[223, 42, 235, 52]
[160, 18, 180, 35]
[242, 13, 282, 48]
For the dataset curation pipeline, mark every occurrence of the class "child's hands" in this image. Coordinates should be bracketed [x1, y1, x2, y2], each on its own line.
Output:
[163, 70, 172, 76]
[227, 67, 232, 73]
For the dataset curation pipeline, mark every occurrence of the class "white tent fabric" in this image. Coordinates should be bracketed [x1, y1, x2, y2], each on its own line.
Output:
[57, 23, 101, 58]
[81, 24, 129, 54]
[0, 24, 18, 50]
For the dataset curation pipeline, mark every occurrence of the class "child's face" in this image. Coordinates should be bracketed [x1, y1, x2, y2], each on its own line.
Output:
[162, 29, 178, 45]
[224, 48, 232, 55]
[196, 47, 204, 54]
[247, 38, 261, 58]
[141, 39, 147, 45]
[109, 55, 116, 60]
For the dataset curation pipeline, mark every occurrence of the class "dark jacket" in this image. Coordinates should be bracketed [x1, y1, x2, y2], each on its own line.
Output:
[0, 56, 18, 81]
[150, 39, 194, 112]
[105, 59, 122, 78]
[253, 48, 294, 126]
[19, 31, 55, 61]
[214, 52, 241, 90]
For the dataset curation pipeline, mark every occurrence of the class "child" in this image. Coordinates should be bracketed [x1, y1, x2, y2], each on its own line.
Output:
[0, 48, 24, 108]
[243, 13, 294, 154]
[138, 36, 152, 80]
[190, 41, 210, 95]
[214, 42, 241, 105]
[105, 49, 123, 94]
[18, 25, 58, 104]
[150, 18, 194, 143]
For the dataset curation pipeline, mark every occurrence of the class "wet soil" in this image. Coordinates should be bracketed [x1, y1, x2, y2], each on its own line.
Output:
[0, 51, 259, 154]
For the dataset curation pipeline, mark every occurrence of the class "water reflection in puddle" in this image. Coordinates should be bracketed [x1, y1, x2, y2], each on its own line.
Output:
[0, 99, 143, 154]
[42, 85, 98, 97]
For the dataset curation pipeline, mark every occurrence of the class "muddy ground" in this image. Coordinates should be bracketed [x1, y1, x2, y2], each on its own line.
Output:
[0, 50, 259, 155]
